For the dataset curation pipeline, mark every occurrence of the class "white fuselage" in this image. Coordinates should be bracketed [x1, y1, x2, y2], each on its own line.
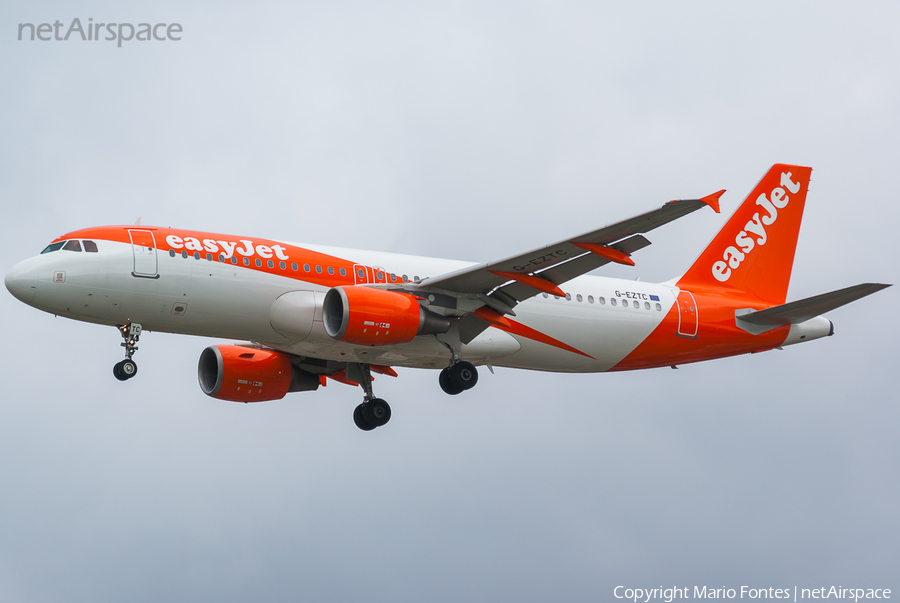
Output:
[7, 238, 676, 372]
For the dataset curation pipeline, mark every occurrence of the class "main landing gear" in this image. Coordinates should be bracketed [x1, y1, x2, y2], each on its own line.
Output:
[433, 323, 478, 395]
[113, 323, 141, 381]
[349, 363, 392, 432]
[439, 360, 478, 395]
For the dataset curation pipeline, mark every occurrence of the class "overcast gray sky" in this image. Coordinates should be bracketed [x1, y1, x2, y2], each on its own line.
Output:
[1, 2, 898, 602]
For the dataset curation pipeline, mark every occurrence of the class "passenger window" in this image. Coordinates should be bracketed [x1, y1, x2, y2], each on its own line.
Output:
[267, 260, 274, 268]
[291, 263, 298, 271]
[169, 249, 176, 257]
[610, 298, 617, 306]
[193, 252, 201, 260]
[231, 257, 238, 265]
[256, 259, 263, 267]
[656, 303, 662, 311]
[542, 293, 549, 298]
[206, 253, 213, 261]
[565, 293, 571, 301]
[402, 275, 408, 283]
[588, 295, 594, 303]
[576, 294, 583, 302]
[305, 264, 311, 272]
[357, 269, 365, 278]
[243, 257, 250, 266]
[599, 297, 606, 305]
[340, 267, 347, 276]
[328, 266, 334, 275]
[279, 261, 286, 270]
[41, 242, 65, 254]
[182, 250, 188, 259]
[83, 240, 98, 253]
[316, 265, 323, 274]
[644, 302, 651, 310]
[63, 240, 82, 252]
[633, 300, 639, 308]
[219, 254, 226, 262]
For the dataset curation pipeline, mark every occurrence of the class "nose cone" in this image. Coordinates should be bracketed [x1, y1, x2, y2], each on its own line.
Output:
[5, 260, 37, 303]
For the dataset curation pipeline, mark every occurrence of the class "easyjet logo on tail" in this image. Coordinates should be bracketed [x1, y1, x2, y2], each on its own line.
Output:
[711, 172, 802, 283]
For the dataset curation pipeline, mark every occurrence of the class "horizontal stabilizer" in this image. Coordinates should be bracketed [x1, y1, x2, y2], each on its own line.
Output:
[739, 283, 891, 326]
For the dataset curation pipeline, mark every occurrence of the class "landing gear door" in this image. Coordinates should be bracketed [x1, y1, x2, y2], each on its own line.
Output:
[129, 230, 158, 278]
[676, 290, 698, 338]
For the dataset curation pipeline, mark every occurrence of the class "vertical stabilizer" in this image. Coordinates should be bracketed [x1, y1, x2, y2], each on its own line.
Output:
[677, 164, 813, 304]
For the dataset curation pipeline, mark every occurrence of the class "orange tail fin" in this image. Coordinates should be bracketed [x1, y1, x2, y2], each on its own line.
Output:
[677, 164, 813, 304]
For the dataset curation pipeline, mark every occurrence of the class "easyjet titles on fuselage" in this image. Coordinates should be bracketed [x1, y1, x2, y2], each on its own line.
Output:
[165, 234, 290, 261]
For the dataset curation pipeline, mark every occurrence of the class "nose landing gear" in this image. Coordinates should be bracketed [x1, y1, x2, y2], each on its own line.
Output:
[113, 323, 142, 381]
[348, 363, 392, 431]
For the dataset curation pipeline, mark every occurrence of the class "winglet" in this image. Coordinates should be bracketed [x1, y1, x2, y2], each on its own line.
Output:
[699, 189, 725, 213]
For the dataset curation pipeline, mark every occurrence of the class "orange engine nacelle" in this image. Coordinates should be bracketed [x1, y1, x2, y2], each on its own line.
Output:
[198, 345, 319, 403]
[323, 286, 450, 346]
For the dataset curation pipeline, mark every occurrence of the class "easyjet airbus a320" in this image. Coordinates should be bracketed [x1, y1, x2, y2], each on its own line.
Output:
[5, 165, 890, 430]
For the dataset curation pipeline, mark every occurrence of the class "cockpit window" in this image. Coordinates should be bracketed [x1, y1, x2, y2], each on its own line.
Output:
[83, 240, 98, 253]
[63, 240, 83, 252]
[41, 242, 65, 254]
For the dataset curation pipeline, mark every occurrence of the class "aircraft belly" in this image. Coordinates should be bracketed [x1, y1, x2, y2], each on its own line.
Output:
[270, 335, 451, 368]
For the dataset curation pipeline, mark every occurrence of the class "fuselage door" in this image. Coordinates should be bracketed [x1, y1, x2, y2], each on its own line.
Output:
[129, 229, 158, 278]
[676, 289, 698, 338]
[352, 264, 369, 285]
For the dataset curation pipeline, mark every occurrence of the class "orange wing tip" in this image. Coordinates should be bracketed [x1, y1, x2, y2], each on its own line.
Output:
[571, 242, 635, 266]
[472, 306, 512, 328]
[370, 364, 399, 378]
[489, 270, 565, 297]
[699, 189, 725, 213]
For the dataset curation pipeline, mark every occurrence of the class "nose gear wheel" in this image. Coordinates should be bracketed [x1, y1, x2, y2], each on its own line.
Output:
[114, 323, 142, 381]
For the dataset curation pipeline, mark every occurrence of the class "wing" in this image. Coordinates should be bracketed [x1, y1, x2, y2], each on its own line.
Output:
[410, 191, 724, 342]
[419, 192, 724, 302]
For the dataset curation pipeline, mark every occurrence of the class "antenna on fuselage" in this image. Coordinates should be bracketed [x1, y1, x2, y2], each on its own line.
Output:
[133, 217, 141, 226]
